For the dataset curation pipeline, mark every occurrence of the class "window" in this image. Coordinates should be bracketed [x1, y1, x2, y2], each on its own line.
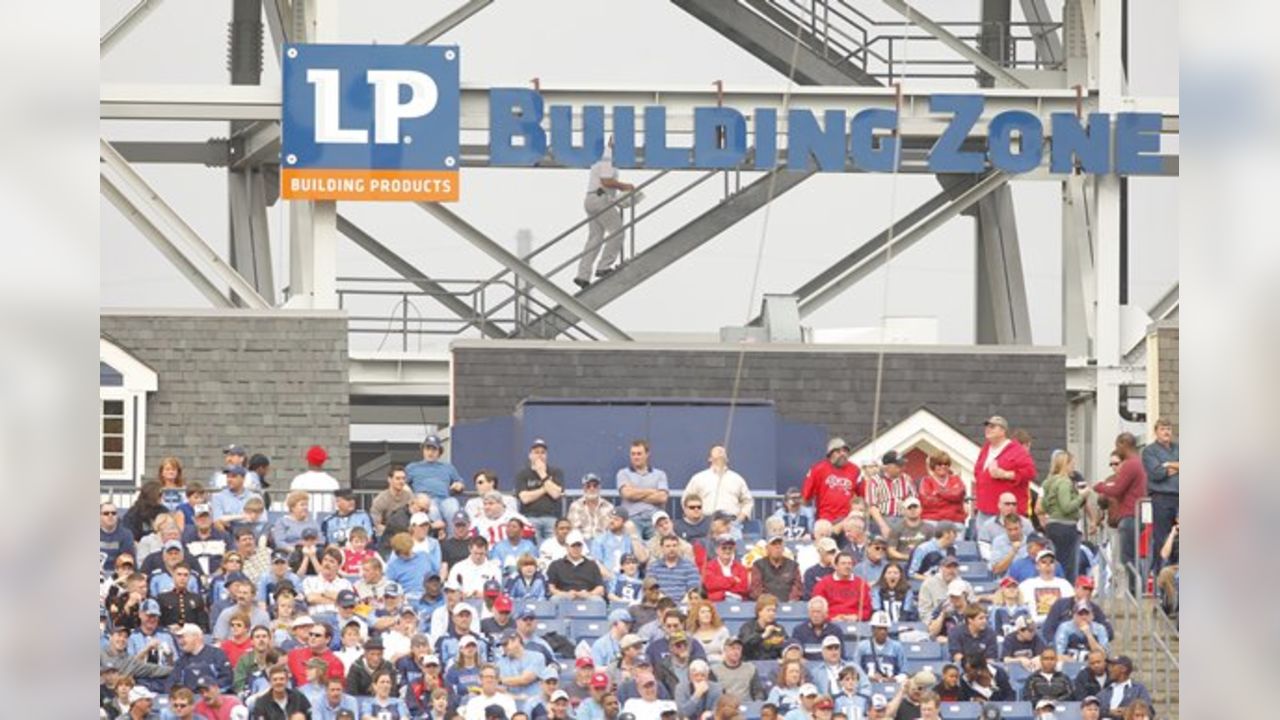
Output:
[99, 339, 157, 485]
[102, 398, 126, 473]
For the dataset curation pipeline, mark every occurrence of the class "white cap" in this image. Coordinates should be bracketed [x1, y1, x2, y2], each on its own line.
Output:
[444, 578, 463, 592]
[1035, 699, 1058, 710]
[459, 635, 478, 648]
[128, 686, 156, 705]
[565, 530, 586, 546]
[411, 512, 431, 526]
[822, 635, 842, 648]
[290, 615, 316, 628]
[869, 611, 891, 628]
[551, 690, 571, 702]
[652, 510, 670, 523]
[452, 603, 475, 616]
[947, 579, 972, 596]
[180, 623, 204, 637]
[798, 683, 819, 697]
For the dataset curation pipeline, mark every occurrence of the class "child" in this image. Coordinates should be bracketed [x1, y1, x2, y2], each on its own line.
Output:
[771, 488, 814, 541]
[504, 554, 547, 601]
[342, 527, 379, 579]
[231, 496, 269, 544]
[177, 482, 207, 528]
[608, 553, 643, 604]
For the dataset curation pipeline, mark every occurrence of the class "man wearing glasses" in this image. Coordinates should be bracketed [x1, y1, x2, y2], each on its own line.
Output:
[463, 664, 518, 720]
[286, 622, 344, 686]
[977, 492, 1034, 562]
[100, 503, 135, 570]
[972, 416, 1038, 527]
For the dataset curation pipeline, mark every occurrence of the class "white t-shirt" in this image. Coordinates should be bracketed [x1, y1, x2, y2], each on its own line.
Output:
[466, 496, 517, 523]
[685, 468, 753, 519]
[622, 698, 676, 720]
[1018, 576, 1075, 623]
[463, 692, 517, 720]
[302, 573, 354, 614]
[587, 158, 617, 195]
[291, 471, 339, 513]
[449, 558, 502, 597]
[473, 512, 515, 546]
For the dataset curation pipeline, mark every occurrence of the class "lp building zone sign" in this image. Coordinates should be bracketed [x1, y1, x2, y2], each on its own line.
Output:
[280, 44, 460, 202]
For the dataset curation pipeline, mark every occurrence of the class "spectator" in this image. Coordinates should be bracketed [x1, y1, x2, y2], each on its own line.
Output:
[193, 676, 244, 718]
[1039, 450, 1091, 581]
[440, 511, 475, 579]
[646, 512, 695, 564]
[622, 670, 675, 720]
[538, 517, 573, 572]
[617, 440, 670, 540]
[290, 445, 339, 513]
[345, 635, 397, 697]
[465, 664, 520, 720]
[771, 488, 814, 541]
[322, 489, 375, 548]
[947, 605, 998, 662]
[210, 466, 259, 532]
[958, 651, 1015, 703]
[987, 574, 1032, 636]
[251, 664, 312, 718]
[212, 573, 271, 641]
[864, 451, 916, 538]
[217, 612, 253, 668]
[256, 549, 301, 611]
[977, 492, 1035, 560]
[158, 564, 209, 632]
[569, 473, 615, 541]
[1142, 418, 1179, 576]
[1156, 519, 1180, 618]
[802, 438, 862, 525]
[1041, 576, 1113, 646]
[854, 612, 905, 681]
[1093, 433, 1148, 596]
[702, 535, 750, 601]
[497, 631, 548, 703]
[917, 453, 966, 523]
[851, 536, 888, 585]
[101, 502, 136, 570]
[1073, 650, 1111, 701]
[679, 601, 725, 663]
[515, 438, 566, 542]
[932, 664, 964, 703]
[507, 553, 549, 602]
[834, 515, 869, 560]
[230, 625, 273, 694]
[802, 536, 839, 596]
[448, 536, 502, 599]
[647, 534, 702, 600]
[886, 496, 933, 564]
[180, 502, 232, 580]
[124, 481, 170, 542]
[286, 621, 344, 686]
[927, 579, 974, 641]
[749, 533, 803, 601]
[594, 508, 649, 577]
[764, 665, 808, 713]
[1054, 605, 1111, 661]
[1006, 534, 1063, 584]
[870, 563, 918, 622]
[906, 522, 959, 580]
[989, 514, 1030, 577]
[176, 484, 208, 533]
[591, 608, 637, 667]
[684, 445, 753, 524]
[674, 494, 711, 545]
[647, 610, 708, 668]
[1000, 615, 1046, 673]
[494, 517, 540, 580]
[314, 675, 361, 719]
[302, 547, 354, 615]
[466, 470, 518, 522]
[268, 491, 320, 554]
[546, 530, 606, 600]
[370, 465, 414, 547]
[1019, 550, 1075, 625]
[406, 435, 465, 522]
[675, 659, 723, 720]
[738, 594, 787, 661]
[170, 624, 234, 692]
[810, 635, 860, 697]
[1096, 656, 1153, 718]
[973, 416, 1037, 525]
[445, 636, 484, 698]
[917, 557, 969, 621]
[473, 491, 518, 547]
[812, 552, 872, 622]
[884, 674, 935, 719]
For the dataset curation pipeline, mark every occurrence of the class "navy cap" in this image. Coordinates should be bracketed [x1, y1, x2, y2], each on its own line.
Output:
[334, 488, 355, 500]
[140, 598, 161, 616]
[619, 553, 639, 565]
[163, 539, 183, 552]
[452, 511, 470, 525]
[223, 444, 246, 456]
[223, 464, 247, 476]
[271, 549, 290, 563]
[881, 450, 904, 466]
[384, 582, 403, 598]
[301, 527, 319, 540]
[611, 507, 630, 521]
[530, 438, 548, 449]
[517, 606, 537, 620]
[422, 435, 443, 449]
[337, 590, 358, 608]
[582, 472, 601, 486]
[224, 571, 250, 586]
[483, 579, 502, 596]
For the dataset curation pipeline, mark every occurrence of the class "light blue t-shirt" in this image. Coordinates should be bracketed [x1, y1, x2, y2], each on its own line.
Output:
[360, 696, 411, 719]
[211, 486, 259, 520]
[591, 531, 636, 574]
[405, 459, 463, 500]
[616, 466, 669, 521]
[492, 538, 538, 580]
[496, 650, 546, 699]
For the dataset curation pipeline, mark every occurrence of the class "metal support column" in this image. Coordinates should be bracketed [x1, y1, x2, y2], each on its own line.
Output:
[227, 0, 275, 305]
[972, 184, 1033, 344]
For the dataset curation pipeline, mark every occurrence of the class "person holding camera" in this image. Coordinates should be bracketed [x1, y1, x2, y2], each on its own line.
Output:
[1038, 450, 1092, 581]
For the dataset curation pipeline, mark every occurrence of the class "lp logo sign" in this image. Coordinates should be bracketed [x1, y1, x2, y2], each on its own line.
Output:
[281, 44, 460, 202]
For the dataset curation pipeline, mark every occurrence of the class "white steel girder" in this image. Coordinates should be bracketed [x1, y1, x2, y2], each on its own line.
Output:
[879, 0, 1029, 88]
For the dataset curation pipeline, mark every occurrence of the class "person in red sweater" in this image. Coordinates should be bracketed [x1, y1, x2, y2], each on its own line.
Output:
[286, 621, 344, 686]
[812, 551, 873, 621]
[701, 534, 750, 601]
[918, 452, 967, 523]
[973, 416, 1038, 524]
[803, 438, 863, 523]
[218, 612, 253, 669]
[1093, 433, 1147, 595]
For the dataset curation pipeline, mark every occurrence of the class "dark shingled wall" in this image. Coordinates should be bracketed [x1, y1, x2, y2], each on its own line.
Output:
[452, 341, 1066, 472]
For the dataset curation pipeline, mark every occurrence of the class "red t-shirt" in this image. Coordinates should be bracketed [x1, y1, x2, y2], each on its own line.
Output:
[812, 574, 873, 620]
[193, 695, 244, 720]
[802, 459, 863, 522]
[286, 646, 345, 686]
[219, 636, 252, 669]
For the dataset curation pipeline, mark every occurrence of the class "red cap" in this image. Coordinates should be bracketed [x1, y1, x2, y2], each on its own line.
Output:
[1075, 576, 1095, 590]
[816, 699, 834, 710]
[494, 595, 513, 612]
[305, 445, 328, 466]
[999, 576, 1018, 588]
[590, 672, 610, 689]
[575, 657, 595, 669]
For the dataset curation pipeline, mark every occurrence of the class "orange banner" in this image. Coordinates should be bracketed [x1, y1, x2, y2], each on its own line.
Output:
[281, 169, 459, 201]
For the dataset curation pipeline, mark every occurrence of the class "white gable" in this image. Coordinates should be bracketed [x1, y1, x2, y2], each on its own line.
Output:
[100, 338, 158, 392]
[850, 408, 983, 486]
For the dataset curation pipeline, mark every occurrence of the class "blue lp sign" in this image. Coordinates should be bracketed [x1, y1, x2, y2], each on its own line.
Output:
[281, 43, 460, 201]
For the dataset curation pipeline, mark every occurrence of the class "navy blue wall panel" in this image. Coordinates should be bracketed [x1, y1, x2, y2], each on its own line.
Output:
[775, 419, 827, 494]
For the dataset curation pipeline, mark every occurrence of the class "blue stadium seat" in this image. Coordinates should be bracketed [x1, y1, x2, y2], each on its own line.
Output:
[720, 601, 757, 620]
[970, 581, 997, 596]
[1005, 663, 1032, 693]
[561, 598, 608, 618]
[871, 681, 899, 698]
[776, 602, 807, 621]
[739, 700, 766, 720]
[904, 641, 945, 660]
[1062, 661, 1085, 679]
[903, 658, 944, 676]
[742, 519, 763, 538]
[894, 621, 927, 637]
[523, 599, 559, 619]
[723, 618, 748, 636]
[910, 577, 925, 594]
[840, 621, 867, 639]
[533, 620, 558, 636]
[779, 619, 806, 635]
[957, 563, 993, 583]
[841, 639, 858, 659]
[755, 660, 779, 687]
[570, 618, 610, 639]
[954, 541, 981, 561]
[985, 702, 1033, 720]
[1046, 702, 1083, 720]
[939, 702, 982, 719]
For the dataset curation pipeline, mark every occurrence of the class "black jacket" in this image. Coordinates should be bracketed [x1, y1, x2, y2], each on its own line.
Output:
[158, 588, 209, 632]
[737, 619, 787, 661]
[960, 663, 1015, 703]
[250, 688, 311, 719]
[1023, 671, 1075, 703]
[346, 655, 399, 697]
[1073, 666, 1110, 700]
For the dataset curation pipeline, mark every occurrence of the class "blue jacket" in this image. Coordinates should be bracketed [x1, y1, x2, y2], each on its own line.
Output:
[100, 525, 136, 569]
[1097, 680, 1155, 717]
[1142, 441, 1179, 495]
[321, 510, 375, 546]
[169, 643, 233, 692]
[853, 638, 906, 679]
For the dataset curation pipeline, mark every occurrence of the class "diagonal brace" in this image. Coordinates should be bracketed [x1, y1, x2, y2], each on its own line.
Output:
[879, 0, 1028, 88]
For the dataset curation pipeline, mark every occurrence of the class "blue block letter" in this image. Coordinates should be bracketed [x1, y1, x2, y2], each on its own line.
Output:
[1114, 112, 1163, 175]
[550, 105, 605, 168]
[850, 108, 899, 172]
[1049, 113, 1110, 174]
[928, 94, 985, 173]
[987, 110, 1044, 173]
[489, 88, 546, 166]
[694, 107, 747, 168]
[787, 109, 847, 171]
[644, 106, 692, 168]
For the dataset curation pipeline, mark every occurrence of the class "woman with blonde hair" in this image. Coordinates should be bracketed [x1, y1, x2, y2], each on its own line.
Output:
[1038, 449, 1091, 580]
[686, 599, 731, 662]
[268, 490, 321, 552]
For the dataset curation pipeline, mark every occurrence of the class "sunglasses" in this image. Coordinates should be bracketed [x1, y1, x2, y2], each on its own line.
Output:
[309, 632, 327, 638]
[1109, 461, 1120, 467]
[686, 505, 702, 510]
[101, 511, 117, 516]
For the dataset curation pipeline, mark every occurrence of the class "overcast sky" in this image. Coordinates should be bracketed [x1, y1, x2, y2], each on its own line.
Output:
[101, 0, 1177, 349]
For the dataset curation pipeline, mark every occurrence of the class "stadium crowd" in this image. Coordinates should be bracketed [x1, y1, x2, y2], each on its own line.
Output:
[99, 417, 1178, 720]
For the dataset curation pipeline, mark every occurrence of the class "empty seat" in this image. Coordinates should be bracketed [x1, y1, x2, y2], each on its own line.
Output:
[739, 700, 766, 720]
[723, 618, 748, 636]
[904, 641, 945, 660]
[957, 563, 994, 583]
[742, 519, 763, 537]
[755, 660, 779, 686]
[939, 702, 982, 719]
[954, 541, 981, 560]
[720, 601, 757, 620]
[570, 618, 610, 639]
[561, 598, 608, 618]
[983, 702, 1033, 720]
[970, 581, 996, 596]
[871, 681, 899, 698]
[775, 603, 806, 621]
[903, 658, 943, 676]
[1044, 701, 1083, 719]
[1005, 663, 1032, 692]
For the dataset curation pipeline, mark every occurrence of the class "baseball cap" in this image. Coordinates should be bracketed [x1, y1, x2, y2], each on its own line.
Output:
[300, 527, 319, 540]
[384, 582, 403, 597]
[869, 611, 891, 628]
[517, 606, 537, 620]
[452, 511, 470, 526]
[1035, 549, 1056, 562]
[575, 657, 596, 669]
[483, 579, 502, 596]
[1111, 655, 1134, 671]
[337, 590, 357, 608]
[826, 437, 850, 454]
[881, 450, 904, 466]
[669, 631, 688, 645]
[867, 535, 887, 548]
[501, 630, 522, 644]
[902, 496, 921, 508]
[941, 556, 961, 567]
[870, 694, 888, 710]
[1081, 696, 1100, 707]
[984, 415, 1009, 429]
[223, 444, 246, 456]
[484, 704, 508, 720]
[223, 464, 247, 476]
[1075, 604, 1093, 615]
[821, 635, 842, 648]
[716, 534, 736, 546]
[582, 472, 601, 486]
[620, 553, 639, 565]
[411, 512, 431, 526]
[443, 578, 463, 592]
[530, 438, 548, 449]
[422, 435, 443, 449]
[798, 683, 819, 697]
[998, 575, 1018, 588]
[619, 714, 637, 720]
[767, 533, 786, 544]
[611, 507, 630, 521]
[590, 671, 610, 689]
[140, 598, 160, 616]
[609, 609, 633, 624]
[494, 596, 513, 613]
[128, 686, 156, 705]
[783, 641, 802, 655]
[642, 576, 660, 589]
[786, 487, 802, 498]
[458, 635, 478, 648]
[290, 615, 316, 628]
[423, 654, 441, 666]
[620, 633, 645, 649]
[305, 445, 328, 466]
[816, 698, 834, 710]
[1075, 575, 1096, 590]
[550, 690, 570, 703]
[724, 636, 743, 646]
[539, 665, 560, 681]
[816, 537, 838, 553]
[1034, 700, 1058, 710]
[451, 604, 474, 616]
[163, 539, 183, 552]
[1013, 616, 1035, 631]
[363, 636, 383, 650]
[193, 503, 212, 516]
[271, 549, 290, 563]
[565, 530, 586, 546]
[224, 571, 250, 587]
[400, 606, 419, 617]
[911, 670, 937, 689]
[652, 510, 670, 524]
[947, 579, 972, 596]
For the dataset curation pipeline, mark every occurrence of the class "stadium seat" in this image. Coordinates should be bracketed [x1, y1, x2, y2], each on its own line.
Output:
[954, 541, 981, 561]
[723, 618, 747, 636]
[894, 621, 927, 637]
[755, 660, 778, 686]
[776, 602, 806, 621]
[871, 681, 899, 698]
[971, 581, 997, 595]
[904, 641, 945, 660]
[985, 702, 1033, 720]
[939, 702, 982, 719]
[1005, 662, 1031, 692]
[1046, 702, 1083, 719]
[561, 598, 607, 618]
[742, 519, 763, 538]
[720, 601, 756, 620]
[957, 563, 994, 583]
[903, 658, 944, 676]
[570, 618, 610, 639]
[779, 619, 805, 635]
[739, 700, 766, 720]
[909, 577, 925, 594]
[840, 621, 868, 638]
[523, 599, 559, 619]
[1062, 661, 1084, 679]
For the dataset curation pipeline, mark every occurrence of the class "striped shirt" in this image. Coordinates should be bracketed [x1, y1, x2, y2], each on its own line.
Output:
[864, 473, 916, 518]
[646, 558, 702, 600]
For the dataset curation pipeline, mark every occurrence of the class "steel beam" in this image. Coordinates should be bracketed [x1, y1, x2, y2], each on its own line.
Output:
[229, 121, 281, 170]
[416, 204, 632, 341]
[335, 214, 510, 339]
[797, 171, 1011, 318]
[879, 0, 1028, 88]
[113, 140, 230, 165]
[973, 184, 1033, 344]
[1018, 0, 1065, 68]
[100, 139, 269, 308]
[101, 0, 165, 56]
[405, 0, 494, 45]
[519, 166, 814, 339]
[1062, 173, 1096, 355]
